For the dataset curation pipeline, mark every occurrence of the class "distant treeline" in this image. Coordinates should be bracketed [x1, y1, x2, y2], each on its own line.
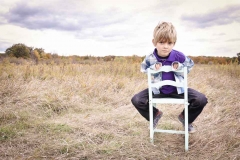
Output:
[0, 43, 239, 65]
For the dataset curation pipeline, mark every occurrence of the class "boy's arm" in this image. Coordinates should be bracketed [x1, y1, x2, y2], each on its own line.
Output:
[140, 57, 148, 73]
[171, 56, 194, 76]
[141, 54, 162, 94]
[140, 54, 161, 73]
[183, 56, 194, 73]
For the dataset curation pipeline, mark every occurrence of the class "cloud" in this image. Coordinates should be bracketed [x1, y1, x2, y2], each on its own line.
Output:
[213, 33, 226, 36]
[181, 4, 240, 28]
[226, 38, 240, 42]
[192, 38, 209, 42]
[2, 1, 130, 31]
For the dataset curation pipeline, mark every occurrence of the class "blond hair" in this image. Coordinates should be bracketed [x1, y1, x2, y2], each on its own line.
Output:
[153, 22, 177, 45]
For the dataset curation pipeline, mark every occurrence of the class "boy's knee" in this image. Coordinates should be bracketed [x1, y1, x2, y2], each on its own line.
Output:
[203, 96, 208, 106]
[131, 95, 139, 106]
[196, 94, 208, 107]
[131, 94, 147, 106]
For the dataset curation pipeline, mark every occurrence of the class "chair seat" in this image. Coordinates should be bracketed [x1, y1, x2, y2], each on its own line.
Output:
[151, 98, 185, 104]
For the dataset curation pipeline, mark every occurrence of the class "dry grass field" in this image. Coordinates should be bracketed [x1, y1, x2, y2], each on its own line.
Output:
[0, 60, 239, 159]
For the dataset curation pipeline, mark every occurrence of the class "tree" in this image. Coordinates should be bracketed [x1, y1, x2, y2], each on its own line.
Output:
[5, 43, 30, 59]
[31, 50, 40, 64]
[237, 53, 240, 64]
[45, 53, 52, 59]
[34, 48, 45, 58]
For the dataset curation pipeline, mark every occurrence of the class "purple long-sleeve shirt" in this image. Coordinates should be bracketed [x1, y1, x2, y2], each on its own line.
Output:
[153, 49, 186, 94]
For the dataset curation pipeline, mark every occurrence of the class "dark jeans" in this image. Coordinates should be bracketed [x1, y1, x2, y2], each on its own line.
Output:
[131, 88, 208, 123]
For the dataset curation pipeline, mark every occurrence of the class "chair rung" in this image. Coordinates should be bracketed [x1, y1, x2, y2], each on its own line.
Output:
[152, 99, 185, 104]
[154, 129, 186, 134]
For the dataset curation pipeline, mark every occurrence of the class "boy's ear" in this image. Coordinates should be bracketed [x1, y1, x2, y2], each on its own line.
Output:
[152, 39, 156, 46]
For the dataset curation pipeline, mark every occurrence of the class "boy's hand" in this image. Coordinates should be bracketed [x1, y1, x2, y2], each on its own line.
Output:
[155, 63, 162, 70]
[173, 62, 179, 69]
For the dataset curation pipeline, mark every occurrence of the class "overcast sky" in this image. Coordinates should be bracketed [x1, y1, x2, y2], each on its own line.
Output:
[0, 0, 239, 57]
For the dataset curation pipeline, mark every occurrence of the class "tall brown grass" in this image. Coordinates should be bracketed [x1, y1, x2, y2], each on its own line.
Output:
[0, 61, 239, 159]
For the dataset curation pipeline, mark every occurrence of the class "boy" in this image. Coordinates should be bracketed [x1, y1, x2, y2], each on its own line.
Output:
[131, 22, 208, 133]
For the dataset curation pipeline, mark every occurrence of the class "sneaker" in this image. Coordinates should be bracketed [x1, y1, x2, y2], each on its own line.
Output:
[153, 110, 163, 129]
[178, 114, 196, 133]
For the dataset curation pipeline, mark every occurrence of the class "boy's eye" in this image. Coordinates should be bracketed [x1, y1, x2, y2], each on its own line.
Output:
[158, 41, 173, 45]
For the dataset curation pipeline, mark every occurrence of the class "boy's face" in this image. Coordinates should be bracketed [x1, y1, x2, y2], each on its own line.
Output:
[153, 40, 175, 57]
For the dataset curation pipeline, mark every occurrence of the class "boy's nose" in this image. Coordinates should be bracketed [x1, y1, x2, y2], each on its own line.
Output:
[164, 43, 169, 48]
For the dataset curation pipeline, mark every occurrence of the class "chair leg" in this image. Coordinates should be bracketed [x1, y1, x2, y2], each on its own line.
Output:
[185, 124, 188, 151]
[149, 102, 154, 144]
[184, 103, 189, 151]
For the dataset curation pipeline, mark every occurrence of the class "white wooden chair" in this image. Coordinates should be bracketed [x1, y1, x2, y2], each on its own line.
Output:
[147, 66, 189, 151]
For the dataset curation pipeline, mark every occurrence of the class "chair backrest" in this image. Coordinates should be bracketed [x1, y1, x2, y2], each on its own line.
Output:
[147, 66, 188, 101]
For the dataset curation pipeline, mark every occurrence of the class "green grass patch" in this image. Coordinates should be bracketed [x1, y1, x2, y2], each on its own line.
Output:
[0, 114, 32, 141]
[0, 126, 17, 141]
[160, 122, 175, 130]
[35, 123, 73, 134]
